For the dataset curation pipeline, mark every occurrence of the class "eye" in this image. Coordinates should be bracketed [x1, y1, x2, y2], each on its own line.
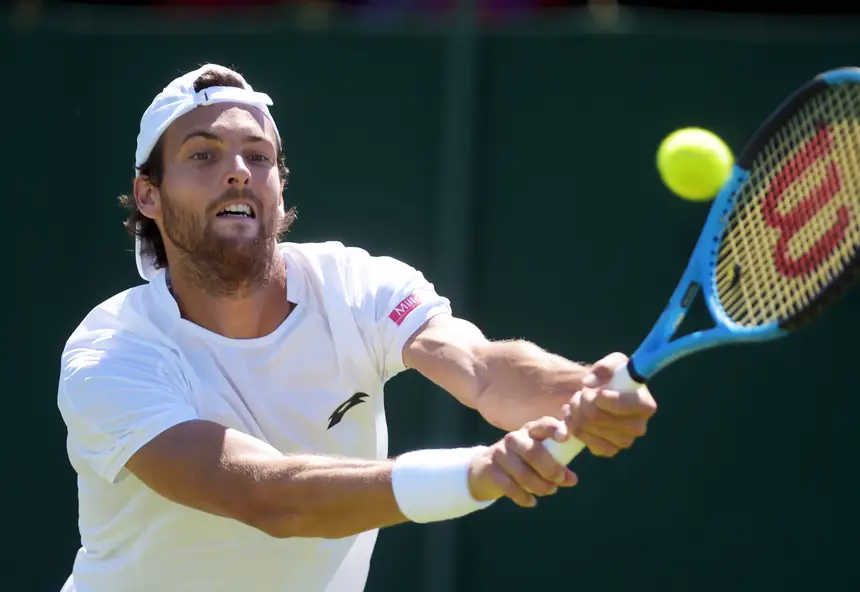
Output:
[190, 152, 211, 161]
[248, 154, 271, 163]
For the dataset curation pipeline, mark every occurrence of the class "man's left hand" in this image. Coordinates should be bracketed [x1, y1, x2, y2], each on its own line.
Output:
[563, 352, 657, 457]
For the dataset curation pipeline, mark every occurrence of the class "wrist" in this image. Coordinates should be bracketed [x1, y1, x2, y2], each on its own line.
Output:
[391, 446, 496, 524]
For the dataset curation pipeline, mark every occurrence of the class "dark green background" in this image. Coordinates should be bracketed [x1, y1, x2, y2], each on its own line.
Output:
[5, 5, 857, 591]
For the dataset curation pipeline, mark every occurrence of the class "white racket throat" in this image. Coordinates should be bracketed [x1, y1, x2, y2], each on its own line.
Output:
[542, 363, 642, 466]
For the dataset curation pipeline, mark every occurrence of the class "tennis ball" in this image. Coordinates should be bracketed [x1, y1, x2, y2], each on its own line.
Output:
[656, 127, 734, 201]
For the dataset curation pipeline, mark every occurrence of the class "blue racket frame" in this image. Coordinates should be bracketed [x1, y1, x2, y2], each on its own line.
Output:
[628, 67, 860, 382]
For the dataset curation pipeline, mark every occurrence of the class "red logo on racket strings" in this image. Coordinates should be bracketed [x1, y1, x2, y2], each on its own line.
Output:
[388, 292, 423, 326]
[761, 124, 851, 278]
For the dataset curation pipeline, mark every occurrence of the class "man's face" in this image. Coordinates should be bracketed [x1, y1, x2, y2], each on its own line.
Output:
[138, 102, 284, 293]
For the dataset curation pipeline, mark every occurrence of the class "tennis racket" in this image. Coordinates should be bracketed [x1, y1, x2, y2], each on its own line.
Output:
[545, 66, 860, 465]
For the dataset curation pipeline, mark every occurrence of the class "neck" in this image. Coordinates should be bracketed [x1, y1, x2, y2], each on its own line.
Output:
[167, 249, 292, 339]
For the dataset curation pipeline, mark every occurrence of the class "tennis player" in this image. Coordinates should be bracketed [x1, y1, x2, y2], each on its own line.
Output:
[57, 64, 657, 592]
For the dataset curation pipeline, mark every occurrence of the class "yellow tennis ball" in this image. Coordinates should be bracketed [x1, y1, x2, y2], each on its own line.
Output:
[657, 127, 734, 201]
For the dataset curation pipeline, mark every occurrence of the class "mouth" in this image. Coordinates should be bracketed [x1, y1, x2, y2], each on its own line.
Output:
[215, 201, 257, 220]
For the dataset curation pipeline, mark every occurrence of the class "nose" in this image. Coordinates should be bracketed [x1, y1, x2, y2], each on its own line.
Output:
[226, 154, 251, 187]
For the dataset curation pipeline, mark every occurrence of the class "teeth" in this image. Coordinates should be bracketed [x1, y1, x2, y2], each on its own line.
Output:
[220, 204, 253, 217]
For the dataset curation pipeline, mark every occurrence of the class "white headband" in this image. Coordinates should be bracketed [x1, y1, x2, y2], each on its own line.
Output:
[133, 64, 281, 282]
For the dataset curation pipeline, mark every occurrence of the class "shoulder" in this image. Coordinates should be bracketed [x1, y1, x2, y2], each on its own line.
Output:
[61, 281, 182, 382]
[280, 239, 422, 280]
[279, 240, 374, 270]
[279, 240, 423, 299]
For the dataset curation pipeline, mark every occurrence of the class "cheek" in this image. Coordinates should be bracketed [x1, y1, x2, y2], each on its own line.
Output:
[258, 168, 283, 204]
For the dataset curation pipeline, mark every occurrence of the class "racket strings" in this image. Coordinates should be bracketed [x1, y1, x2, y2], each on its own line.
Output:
[715, 84, 860, 328]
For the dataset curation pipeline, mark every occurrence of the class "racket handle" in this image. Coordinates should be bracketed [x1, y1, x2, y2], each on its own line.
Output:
[541, 361, 643, 465]
[603, 362, 641, 394]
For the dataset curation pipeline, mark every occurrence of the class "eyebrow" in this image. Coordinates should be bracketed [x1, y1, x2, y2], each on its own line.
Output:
[180, 130, 272, 147]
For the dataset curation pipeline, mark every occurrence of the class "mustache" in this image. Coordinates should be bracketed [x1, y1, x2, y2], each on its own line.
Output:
[207, 189, 263, 215]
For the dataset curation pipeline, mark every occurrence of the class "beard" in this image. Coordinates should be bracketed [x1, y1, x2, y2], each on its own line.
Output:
[161, 187, 280, 296]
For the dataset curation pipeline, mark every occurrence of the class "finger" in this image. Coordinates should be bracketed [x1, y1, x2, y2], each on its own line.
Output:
[582, 352, 629, 388]
[507, 429, 571, 487]
[570, 396, 646, 449]
[566, 409, 622, 458]
[578, 398, 649, 435]
[500, 433, 561, 495]
[593, 417, 648, 448]
[525, 417, 569, 442]
[593, 388, 657, 417]
[576, 431, 622, 458]
[487, 464, 538, 508]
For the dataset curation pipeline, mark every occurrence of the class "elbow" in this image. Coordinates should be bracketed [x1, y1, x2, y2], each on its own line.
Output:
[228, 484, 299, 539]
[241, 500, 345, 540]
[243, 508, 304, 539]
[246, 512, 351, 540]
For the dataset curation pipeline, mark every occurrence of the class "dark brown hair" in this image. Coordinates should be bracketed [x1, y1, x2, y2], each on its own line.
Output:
[118, 68, 295, 271]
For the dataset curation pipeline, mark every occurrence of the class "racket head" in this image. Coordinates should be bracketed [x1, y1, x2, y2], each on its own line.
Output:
[632, 67, 860, 381]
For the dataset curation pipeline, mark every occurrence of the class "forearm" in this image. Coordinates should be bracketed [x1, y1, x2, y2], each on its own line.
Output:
[128, 422, 407, 540]
[130, 421, 489, 540]
[402, 316, 589, 431]
[244, 455, 405, 539]
[475, 340, 590, 431]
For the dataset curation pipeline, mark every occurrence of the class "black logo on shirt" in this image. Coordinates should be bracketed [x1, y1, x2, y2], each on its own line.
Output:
[327, 393, 369, 429]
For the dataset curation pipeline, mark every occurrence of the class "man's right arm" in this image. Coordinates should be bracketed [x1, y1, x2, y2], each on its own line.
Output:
[59, 338, 577, 540]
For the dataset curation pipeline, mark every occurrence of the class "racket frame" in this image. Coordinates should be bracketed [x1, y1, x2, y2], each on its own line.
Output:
[544, 67, 860, 467]
[628, 67, 860, 384]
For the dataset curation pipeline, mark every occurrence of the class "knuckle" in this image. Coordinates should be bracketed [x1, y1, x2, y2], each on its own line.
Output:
[640, 392, 657, 413]
[507, 431, 529, 452]
[490, 445, 506, 464]
[538, 415, 557, 428]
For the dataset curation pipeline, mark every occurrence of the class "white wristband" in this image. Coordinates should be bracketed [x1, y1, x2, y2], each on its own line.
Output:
[391, 446, 496, 524]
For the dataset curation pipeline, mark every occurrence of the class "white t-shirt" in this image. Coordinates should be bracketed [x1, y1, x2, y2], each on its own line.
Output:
[57, 241, 452, 592]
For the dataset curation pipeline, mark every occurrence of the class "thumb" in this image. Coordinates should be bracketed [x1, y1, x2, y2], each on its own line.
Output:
[582, 352, 629, 388]
[526, 417, 568, 442]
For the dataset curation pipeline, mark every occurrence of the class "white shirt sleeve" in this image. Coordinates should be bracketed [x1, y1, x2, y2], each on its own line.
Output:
[352, 250, 452, 380]
[57, 334, 200, 484]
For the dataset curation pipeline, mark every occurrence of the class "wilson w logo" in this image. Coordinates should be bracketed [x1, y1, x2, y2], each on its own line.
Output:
[761, 124, 851, 278]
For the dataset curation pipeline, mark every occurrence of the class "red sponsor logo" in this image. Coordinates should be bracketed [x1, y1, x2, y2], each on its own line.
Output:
[388, 292, 423, 326]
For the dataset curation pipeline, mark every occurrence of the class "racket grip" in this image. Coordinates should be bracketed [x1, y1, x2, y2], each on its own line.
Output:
[603, 362, 641, 394]
[542, 435, 587, 466]
[541, 361, 643, 465]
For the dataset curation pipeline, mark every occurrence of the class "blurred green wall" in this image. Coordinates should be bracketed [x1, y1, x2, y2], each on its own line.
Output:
[4, 6, 857, 591]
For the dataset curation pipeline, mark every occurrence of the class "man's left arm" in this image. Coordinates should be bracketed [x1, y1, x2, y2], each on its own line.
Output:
[402, 314, 657, 458]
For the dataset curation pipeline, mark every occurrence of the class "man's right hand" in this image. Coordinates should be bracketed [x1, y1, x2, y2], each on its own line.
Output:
[468, 417, 578, 507]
